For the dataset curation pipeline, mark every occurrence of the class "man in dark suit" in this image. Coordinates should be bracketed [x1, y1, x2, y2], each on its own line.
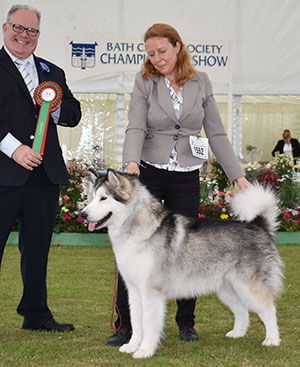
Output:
[0, 4, 81, 331]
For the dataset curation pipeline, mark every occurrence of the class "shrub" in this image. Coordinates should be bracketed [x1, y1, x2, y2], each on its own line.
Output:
[270, 154, 294, 178]
[256, 168, 281, 191]
[243, 162, 262, 183]
[279, 208, 300, 232]
[279, 177, 300, 209]
[54, 160, 107, 233]
[209, 159, 230, 192]
[199, 191, 235, 220]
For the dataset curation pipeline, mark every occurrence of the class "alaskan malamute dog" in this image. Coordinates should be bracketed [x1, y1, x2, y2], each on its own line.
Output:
[81, 169, 283, 359]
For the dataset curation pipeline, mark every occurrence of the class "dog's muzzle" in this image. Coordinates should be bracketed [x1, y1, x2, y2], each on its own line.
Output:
[85, 211, 113, 232]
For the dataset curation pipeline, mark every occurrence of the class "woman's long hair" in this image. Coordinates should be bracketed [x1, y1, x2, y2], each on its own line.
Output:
[282, 129, 291, 140]
[141, 23, 196, 86]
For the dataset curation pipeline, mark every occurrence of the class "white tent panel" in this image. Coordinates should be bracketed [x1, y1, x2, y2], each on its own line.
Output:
[1, 0, 300, 95]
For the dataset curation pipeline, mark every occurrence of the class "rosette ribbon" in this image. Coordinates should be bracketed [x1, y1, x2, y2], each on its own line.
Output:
[32, 81, 63, 155]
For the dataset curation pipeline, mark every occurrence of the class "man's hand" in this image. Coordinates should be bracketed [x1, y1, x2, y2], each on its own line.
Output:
[50, 101, 61, 112]
[12, 145, 42, 171]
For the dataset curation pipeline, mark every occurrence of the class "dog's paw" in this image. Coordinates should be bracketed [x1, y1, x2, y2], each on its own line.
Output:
[262, 337, 280, 346]
[132, 348, 154, 359]
[226, 329, 246, 338]
[119, 343, 139, 354]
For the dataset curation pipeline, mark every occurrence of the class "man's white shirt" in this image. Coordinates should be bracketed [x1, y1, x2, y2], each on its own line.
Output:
[0, 46, 61, 158]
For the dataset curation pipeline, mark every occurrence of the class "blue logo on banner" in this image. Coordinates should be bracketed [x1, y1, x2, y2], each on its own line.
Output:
[70, 42, 98, 70]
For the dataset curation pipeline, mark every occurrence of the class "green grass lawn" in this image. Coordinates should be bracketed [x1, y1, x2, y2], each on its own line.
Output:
[0, 244, 299, 367]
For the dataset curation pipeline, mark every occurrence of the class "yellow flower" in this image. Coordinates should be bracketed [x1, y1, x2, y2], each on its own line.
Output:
[220, 214, 229, 220]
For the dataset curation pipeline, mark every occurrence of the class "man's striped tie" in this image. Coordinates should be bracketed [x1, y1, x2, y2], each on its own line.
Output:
[15, 59, 34, 98]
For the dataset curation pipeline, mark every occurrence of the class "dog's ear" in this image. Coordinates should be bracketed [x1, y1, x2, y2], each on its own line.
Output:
[106, 169, 120, 188]
[88, 168, 100, 185]
[106, 169, 133, 199]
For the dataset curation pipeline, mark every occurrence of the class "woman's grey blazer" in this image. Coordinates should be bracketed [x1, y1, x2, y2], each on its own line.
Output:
[123, 71, 244, 182]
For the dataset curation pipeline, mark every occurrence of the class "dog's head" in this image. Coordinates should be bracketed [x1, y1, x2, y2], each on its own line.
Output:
[81, 168, 134, 231]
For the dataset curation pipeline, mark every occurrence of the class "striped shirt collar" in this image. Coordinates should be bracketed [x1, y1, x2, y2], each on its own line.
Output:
[4, 46, 35, 67]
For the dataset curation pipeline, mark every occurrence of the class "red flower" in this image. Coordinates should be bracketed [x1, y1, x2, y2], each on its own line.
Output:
[62, 215, 71, 222]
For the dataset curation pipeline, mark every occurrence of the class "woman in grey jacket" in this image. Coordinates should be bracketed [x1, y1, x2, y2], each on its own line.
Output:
[107, 23, 250, 347]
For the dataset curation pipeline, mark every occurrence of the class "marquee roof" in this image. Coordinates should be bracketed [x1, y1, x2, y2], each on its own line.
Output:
[1, 0, 299, 95]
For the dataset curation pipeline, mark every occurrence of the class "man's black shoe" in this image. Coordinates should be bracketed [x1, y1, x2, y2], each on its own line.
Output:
[179, 326, 199, 341]
[107, 328, 131, 346]
[40, 318, 75, 332]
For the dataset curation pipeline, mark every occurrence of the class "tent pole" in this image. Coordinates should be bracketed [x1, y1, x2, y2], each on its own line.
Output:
[114, 0, 126, 167]
[115, 94, 125, 165]
[233, 95, 243, 160]
[227, 40, 233, 144]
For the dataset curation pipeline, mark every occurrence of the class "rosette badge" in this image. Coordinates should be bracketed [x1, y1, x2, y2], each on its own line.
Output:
[32, 81, 63, 155]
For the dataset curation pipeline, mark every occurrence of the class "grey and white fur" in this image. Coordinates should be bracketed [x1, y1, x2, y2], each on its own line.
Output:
[81, 169, 284, 359]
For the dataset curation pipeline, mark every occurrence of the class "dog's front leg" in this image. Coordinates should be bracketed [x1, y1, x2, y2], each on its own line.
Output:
[132, 289, 166, 359]
[119, 285, 143, 354]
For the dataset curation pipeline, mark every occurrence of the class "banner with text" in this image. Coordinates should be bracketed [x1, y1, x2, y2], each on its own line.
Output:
[67, 38, 230, 85]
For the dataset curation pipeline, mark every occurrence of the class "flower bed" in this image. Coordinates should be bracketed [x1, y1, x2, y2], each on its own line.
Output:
[53, 160, 107, 234]
[200, 155, 300, 232]
[36, 155, 300, 234]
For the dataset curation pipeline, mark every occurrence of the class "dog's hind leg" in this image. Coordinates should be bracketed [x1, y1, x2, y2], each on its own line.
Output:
[217, 281, 249, 338]
[132, 289, 166, 359]
[230, 279, 280, 346]
[119, 286, 143, 354]
[255, 297, 280, 346]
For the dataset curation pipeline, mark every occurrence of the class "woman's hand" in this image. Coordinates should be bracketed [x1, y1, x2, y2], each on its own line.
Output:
[125, 162, 140, 176]
[236, 176, 252, 190]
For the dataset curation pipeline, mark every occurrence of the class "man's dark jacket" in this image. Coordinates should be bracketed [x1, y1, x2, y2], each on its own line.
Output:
[0, 46, 81, 186]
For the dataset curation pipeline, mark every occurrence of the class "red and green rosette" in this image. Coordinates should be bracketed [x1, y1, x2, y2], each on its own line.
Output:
[32, 81, 63, 156]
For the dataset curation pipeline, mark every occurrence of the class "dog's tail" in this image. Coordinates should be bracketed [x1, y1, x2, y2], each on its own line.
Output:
[231, 183, 280, 236]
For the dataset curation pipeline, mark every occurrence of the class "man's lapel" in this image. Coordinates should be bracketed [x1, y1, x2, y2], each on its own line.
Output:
[0, 47, 32, 100]
[34, 56, 47, 83]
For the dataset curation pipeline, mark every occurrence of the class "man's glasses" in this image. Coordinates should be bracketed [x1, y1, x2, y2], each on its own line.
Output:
[8, 23, 39, 37]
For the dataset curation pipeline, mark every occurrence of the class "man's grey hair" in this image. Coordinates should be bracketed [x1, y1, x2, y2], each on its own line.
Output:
[7, 4, 41, 27]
